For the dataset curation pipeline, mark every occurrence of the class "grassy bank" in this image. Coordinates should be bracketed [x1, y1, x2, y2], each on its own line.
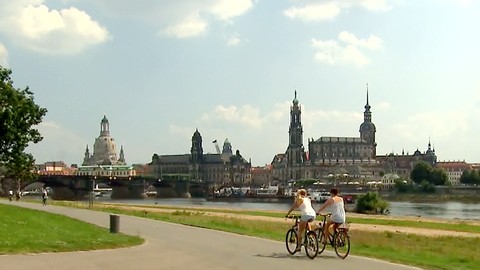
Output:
[0, 204, 144, 254]
[92, 207, 480, 270]
[45, 201, 480, 234]
[41, 200, 479, 270]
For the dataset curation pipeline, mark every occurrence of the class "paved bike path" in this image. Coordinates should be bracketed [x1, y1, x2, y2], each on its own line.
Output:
[0, 201, 423, 270]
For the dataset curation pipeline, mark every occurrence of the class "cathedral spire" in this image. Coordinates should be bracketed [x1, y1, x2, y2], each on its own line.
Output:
[118, 145, 126, 164]
[365, 83, 371, 112]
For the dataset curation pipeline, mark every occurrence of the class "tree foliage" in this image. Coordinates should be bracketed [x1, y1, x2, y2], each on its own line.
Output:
[0, 65, 47, 190]
[410, 161, 448, 186]
[355, 191, 390, 214]
[460, 170, 480, 185]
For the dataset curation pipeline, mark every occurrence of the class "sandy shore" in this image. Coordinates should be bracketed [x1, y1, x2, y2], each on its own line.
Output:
[92, 202, 480, 238]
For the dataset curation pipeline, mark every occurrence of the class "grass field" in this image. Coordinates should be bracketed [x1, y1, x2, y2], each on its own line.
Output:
[48, 201, 480, 234]
[41, 201, 480, 270]
[0, 203, 144, 254]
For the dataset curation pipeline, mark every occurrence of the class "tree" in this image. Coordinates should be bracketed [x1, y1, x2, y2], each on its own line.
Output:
[0, 65, 47, 192]
[410, 161, 432, 184]
[355, 191, 390, 214]
[395, 178, 413, 193]
[460, 169, 471, 184]
[461, 170, 480, 185]
[431, 168, 448, 186]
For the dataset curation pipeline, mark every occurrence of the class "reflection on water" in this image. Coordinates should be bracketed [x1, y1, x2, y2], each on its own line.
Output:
[386, 201, 480, 220]
[95, 197, 480, 221]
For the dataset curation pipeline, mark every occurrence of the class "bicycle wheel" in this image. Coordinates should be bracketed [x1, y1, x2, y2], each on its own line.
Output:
[315, 228, 327, 254]
[305, 231, 319, 259]
[285, 229, 298, 255]
[334, 230, 350, 259]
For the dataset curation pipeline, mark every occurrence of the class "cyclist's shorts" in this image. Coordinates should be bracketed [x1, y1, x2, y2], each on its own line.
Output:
[301, 214, 316, 222]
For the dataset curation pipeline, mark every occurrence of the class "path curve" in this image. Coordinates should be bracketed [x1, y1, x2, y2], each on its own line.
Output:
[0, 201, 422, 270]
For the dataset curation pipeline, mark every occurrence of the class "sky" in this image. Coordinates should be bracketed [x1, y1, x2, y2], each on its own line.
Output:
[1, 0, 479, 167]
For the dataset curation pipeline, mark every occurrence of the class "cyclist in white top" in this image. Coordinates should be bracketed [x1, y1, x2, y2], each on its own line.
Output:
[316, 188, 346, 244]
[286, 189, 316, 251]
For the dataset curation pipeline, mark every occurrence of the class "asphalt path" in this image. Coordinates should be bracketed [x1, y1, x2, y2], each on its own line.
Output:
[0, 200, 423, 270]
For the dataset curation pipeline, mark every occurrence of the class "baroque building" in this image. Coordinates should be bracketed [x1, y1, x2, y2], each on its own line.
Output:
[376, 141, 438, 179]
[82, 115, 127, 166]
[271, 88, 382, 183]
[149, 129, 252, 186]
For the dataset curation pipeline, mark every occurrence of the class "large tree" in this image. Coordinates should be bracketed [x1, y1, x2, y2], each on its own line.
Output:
[410, 161, 448, 186]
[0, 65, 47, 192]
[410, 161, 432, 184]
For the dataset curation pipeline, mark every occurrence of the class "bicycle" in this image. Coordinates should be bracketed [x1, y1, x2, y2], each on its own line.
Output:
[285, 215, 319, 259]
[315, 212, 351, 259]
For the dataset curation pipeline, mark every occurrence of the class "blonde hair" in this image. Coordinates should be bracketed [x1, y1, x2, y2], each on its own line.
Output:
[296, 189, 307, 203]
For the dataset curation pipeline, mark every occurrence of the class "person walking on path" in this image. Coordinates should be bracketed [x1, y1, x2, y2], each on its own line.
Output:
[42, 188, 48, 206]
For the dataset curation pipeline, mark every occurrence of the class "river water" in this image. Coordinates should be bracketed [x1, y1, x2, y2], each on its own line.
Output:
[94, 197, 480, 221]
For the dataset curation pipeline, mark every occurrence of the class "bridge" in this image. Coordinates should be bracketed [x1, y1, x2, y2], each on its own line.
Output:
[36, 175, 213, 200]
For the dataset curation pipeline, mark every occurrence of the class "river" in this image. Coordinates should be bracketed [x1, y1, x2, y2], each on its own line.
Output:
[93, 197, 480, 221]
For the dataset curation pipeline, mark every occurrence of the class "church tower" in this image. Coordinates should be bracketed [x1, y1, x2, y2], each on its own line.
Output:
[100, 115, 110, 136]
[287, 90, 305, 179]
[190, 129, 204, 180]
[190, 129, 203, 163]
[359, 84, 377, 157]
[118, 146, 126, 165]
[82, 145, 91, 166]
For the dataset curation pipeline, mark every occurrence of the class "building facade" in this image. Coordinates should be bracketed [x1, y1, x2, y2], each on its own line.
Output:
[82, 115, 127, 166]
[272, 88, 382, 183]
[251, 165, 273, 186]
[376, 142, 438, 179]
[35, 161, 77, 176]
[75, 165, 136, 178]
[437, 161, 471, 185]
[149, 129, 252, 186]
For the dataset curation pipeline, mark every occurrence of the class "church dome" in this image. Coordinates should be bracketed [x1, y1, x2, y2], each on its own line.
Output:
[359, 121, 376, 132]
[93, 135, 118, 164]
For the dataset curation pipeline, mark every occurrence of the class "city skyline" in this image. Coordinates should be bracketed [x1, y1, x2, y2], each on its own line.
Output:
[0, 0, 479, 166]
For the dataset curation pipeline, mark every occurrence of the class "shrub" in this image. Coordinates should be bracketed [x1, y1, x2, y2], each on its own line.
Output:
[355, 191, 390, 214]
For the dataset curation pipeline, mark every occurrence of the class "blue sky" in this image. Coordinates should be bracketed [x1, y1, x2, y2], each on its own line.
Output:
[1, 0, 479, 166]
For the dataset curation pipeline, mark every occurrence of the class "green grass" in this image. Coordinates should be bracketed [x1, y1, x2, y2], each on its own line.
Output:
[88, 206, 480, 270]
[18, 200, 480, 269]
[53, 201, 480, 234]
[0, 204, 144, 254]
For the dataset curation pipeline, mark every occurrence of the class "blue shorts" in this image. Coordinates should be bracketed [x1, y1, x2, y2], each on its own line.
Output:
[301, 214, 316, 222]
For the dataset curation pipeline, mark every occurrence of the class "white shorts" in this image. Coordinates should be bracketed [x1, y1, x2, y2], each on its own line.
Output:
[301, 214, 316, 222]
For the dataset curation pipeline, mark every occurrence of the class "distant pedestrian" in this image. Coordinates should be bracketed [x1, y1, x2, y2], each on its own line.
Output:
[42, 188, 48, 206]
[8, 190, 13, 201]
[15, 192, 20, 201]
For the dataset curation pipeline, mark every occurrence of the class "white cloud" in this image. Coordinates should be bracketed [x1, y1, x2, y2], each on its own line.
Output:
[163, 16, 208, 38]
[226, 33, 241, 46]
[67, 0, 253, 39]
[27, 121, 88, 165]
[284, 0, 400, 22]
[284, 3, 340, 21]
[0, 0, 111, 54]
[311, 31, 383, 66]
[0, 42, 7, 66]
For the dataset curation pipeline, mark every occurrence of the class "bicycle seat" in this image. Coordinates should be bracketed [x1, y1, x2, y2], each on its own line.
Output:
[318, 212, 332, 217]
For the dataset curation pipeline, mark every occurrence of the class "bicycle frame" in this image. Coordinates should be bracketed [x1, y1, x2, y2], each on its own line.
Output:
[317, 213, 339, 244]
[288, 216, 311, 238]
